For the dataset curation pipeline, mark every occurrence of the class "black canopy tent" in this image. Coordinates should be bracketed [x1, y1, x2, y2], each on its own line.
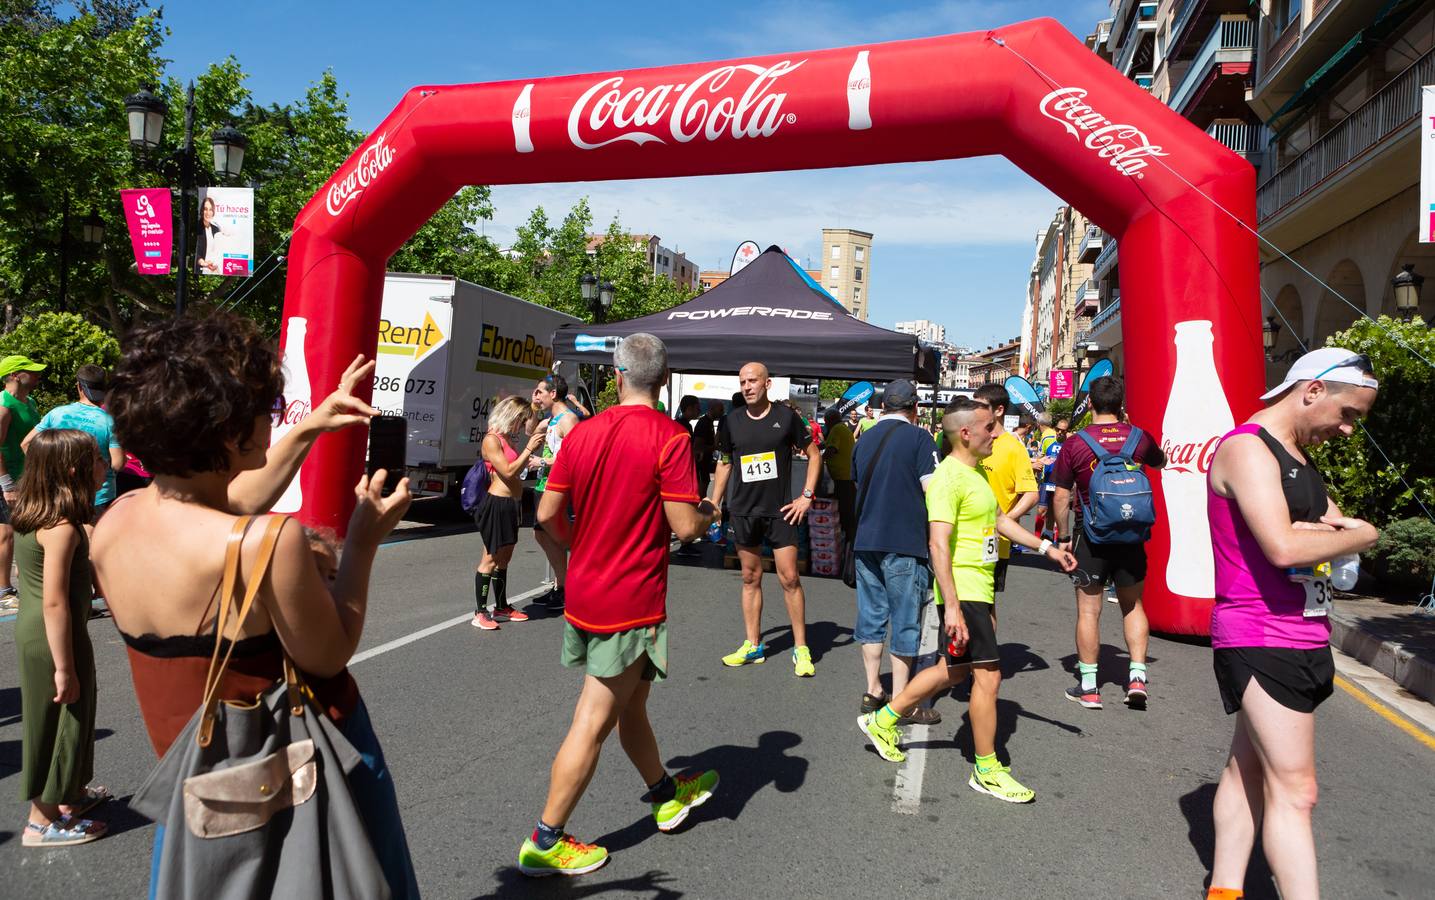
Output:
[552, 246, 938, 382]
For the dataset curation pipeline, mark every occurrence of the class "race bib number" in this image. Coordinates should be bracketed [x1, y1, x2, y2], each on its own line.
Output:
[1302, 578, 1332, 617]
[740, 451, 777, 482]
[981, 525, 999, 563]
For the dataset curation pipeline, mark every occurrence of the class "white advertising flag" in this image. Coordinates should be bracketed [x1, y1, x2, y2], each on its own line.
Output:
[196, 187, 255, 276]
[1422, 87, 1435, 242]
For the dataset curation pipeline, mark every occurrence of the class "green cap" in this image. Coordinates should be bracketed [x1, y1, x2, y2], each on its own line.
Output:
[0, 355, 45, 379]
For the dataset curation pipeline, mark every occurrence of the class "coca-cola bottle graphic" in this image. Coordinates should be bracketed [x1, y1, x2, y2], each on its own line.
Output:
[513, 83, 535, 154]
[1160, 319, 1235, 598]
[271, 316, 311, 514]
[847, 51, 872, 130]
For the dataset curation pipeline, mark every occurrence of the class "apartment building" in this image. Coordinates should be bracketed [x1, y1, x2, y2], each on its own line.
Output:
[968, 338, 1023, 388]
[895, 319, 947, 343]
[1252, 0, 1435, 365]
[1020, 207, 1099, 386]
[586, 233, 699, 291]
[822, 228, 873, 320]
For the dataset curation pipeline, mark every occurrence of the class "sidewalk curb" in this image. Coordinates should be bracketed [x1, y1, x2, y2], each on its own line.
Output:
[1329, 608, 1435, 704]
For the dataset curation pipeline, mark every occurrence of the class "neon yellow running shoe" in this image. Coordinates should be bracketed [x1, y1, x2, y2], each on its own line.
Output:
[792, 645, 815, 677]
[653, 769, 720, 832]
[857, 713, 905, 762]
[968, 764, 1035, 803]
[721, 640, 765, 667]
[517, 833, 610, 877]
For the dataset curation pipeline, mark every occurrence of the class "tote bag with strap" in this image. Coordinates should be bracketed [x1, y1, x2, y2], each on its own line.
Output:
[130, 515, 391, 900]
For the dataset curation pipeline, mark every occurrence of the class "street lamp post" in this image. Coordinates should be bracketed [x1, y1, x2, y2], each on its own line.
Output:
[1262, 315, 1281, 361]
[1392, 263, 1424, 322]
[578, 271, 615, 398]
[125, 82, 248, 316]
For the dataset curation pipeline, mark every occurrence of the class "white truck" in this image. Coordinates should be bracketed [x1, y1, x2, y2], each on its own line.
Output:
[372, 272, 581, 498]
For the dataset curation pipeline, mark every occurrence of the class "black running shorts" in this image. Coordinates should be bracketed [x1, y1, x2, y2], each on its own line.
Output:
[1213, 646, 1334, 715]
[731, 515, 798, 550]
[475, 494, 520, 554]
[1069, 531, 1147, 590]
[943, 601, 999, 667]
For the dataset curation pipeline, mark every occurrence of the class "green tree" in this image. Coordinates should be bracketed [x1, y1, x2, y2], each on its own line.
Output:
[819, 380, 852, 401]
[1306, 315, 1435, 528]
[0, 311, 121, 414]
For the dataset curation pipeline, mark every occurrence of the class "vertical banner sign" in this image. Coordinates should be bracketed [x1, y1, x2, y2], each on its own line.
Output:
[1423, 87, 1435, 242]
[120, 188, 173, 275]
[1049, 368, 1075, 398]
[196, 187, 255, 276]
[730, 240, 761, 275]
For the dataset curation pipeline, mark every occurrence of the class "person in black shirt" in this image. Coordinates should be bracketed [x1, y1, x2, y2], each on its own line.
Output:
[707, 363, 822, 676]
[692, 399, 722, 499]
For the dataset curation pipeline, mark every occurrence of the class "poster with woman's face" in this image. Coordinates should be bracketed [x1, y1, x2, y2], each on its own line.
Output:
[195, 187, 254, 277]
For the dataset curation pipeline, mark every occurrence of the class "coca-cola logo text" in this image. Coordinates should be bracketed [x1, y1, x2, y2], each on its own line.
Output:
[278, 399, 311, 426]
[1038, 87, 1168, 179]
[1162, 436, 1220, 475]
[567, 60, 804, 150]
[326, 133, 397, 217]
[848, 76, 870, 91]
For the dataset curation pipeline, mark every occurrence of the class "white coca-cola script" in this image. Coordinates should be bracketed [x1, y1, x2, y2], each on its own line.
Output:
[567, 61, 805, 150]
[326, 133, 397, 216]
[1038, 87, 1168, 179]
[1161, 435, 1221, 475]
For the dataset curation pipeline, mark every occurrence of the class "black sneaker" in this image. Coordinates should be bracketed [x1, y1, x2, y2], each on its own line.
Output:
[898, 706, 942, 726]
[542, 587, 565, 611]
[860, 693, 887, 714]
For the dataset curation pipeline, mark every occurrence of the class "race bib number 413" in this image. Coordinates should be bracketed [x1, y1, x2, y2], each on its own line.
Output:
[740, 451, 777, 482]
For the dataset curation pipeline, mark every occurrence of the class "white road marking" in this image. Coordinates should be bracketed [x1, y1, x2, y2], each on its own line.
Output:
[349, 586, 548, 666]
[892, 600, 941, 815]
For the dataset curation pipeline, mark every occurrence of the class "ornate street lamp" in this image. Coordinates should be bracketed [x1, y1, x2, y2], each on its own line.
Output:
[81, 210, 105, 245]
[1262, 315, 1281, 360]
[1392, 263, 1424, 322]
[124, 86, 166, 152]
[211, 124, 248, 180]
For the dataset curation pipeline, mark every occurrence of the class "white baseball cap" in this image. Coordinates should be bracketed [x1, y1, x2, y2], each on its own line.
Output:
[1260, 347, 1379, 401]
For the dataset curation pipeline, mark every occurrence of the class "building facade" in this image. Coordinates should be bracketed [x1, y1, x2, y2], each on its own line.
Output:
[968, 338, 1023, 388]
[1021, 207, 1098, 388]
[588, 233, 699, 291]
[822, 228, 873, 320]
[699, 265, 824, 293]
[895, 319, 947, 343]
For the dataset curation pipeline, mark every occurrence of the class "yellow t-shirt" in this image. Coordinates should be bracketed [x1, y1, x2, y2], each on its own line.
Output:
[926, 456, 999, 605]
[984, 431, 1038, 558]
[824, 422, 855, 481]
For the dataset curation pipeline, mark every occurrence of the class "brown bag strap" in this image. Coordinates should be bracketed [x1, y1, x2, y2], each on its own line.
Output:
[197, 515, 290, 748]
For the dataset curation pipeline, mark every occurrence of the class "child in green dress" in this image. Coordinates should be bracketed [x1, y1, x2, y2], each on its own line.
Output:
[14, 428, 110, 846]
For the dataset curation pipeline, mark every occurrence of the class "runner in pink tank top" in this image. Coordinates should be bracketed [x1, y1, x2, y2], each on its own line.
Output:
[1202, 348, 1380, 900]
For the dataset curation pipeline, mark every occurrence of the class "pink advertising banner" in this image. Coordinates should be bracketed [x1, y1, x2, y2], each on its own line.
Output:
[1049, 368, 1075, 399]
[121, 188, 172, 275]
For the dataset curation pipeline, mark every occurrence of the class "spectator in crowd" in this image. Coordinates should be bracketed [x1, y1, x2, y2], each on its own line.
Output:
[1032, 416, 1069, 540]
[473, 396, 547, 631]
[0, 355, 46, 613]
[15, 429, 110, 847]
[849, 380, 942, 722]
[24, 365, 126, 519]
[531, 374, 580, 612]
[92, 314, 419, 898]
[692, 399, 722, 499]
[821, 407, 856, 542]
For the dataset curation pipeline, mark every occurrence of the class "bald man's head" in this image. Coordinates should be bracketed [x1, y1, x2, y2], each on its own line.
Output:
[738, 362, 771, 407]
[739, 362, 769, 380]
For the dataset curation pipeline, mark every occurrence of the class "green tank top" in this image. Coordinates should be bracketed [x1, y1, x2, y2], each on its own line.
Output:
[1, 390, 40, 480]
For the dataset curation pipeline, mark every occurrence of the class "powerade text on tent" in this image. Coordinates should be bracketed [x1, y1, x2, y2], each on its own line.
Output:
[1076, 428, 1156, 544]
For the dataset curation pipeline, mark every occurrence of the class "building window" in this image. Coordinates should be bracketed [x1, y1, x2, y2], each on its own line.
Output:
[855, 246, 865, 262]
[831, 245, 841, 259]
[830, 265, 840, 280]
[854, 267, 863, 282]
[854, 287, 862, 300]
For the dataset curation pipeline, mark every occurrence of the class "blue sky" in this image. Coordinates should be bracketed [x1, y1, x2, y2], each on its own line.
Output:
[153, 0, 1109, 347]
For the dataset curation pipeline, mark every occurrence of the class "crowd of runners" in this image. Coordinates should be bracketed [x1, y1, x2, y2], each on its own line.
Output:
[5, 309, 1383, 899]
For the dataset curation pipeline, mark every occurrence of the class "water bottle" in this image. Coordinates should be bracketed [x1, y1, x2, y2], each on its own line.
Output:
[706, 521, 724, 544]
[1331, 554, 1360, 592]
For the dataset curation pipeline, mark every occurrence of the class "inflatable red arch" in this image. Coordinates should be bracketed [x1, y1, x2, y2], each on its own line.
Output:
[277, 17, 1262, 636]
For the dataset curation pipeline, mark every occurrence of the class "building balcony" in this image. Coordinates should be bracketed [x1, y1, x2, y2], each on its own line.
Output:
[1116, 10, 1159, 77]
[1091, 237, 1119, 282]
[1253, 0, 1392, 120]
[1207, 120, 1263, 164]
[1077, 227, 1104, 263]
[1075, 280, 1100, 317]
[1257, 43, 1434, 225]
[1169, 16, 1255, 116]
[1086, 296, 1123, 348]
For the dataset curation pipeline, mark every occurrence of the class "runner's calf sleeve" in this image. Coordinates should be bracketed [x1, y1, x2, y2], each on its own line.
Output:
[493, 569, 508, 608]
[475, 572, 491, 613]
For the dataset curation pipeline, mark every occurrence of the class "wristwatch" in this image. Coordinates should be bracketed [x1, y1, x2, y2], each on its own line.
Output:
[801, 489, 814, 499]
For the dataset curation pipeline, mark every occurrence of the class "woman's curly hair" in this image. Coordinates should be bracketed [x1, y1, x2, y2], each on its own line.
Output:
[109, 314, 284, 476]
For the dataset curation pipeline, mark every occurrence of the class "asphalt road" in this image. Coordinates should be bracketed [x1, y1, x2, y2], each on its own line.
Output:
[3, 504, 1434, 899]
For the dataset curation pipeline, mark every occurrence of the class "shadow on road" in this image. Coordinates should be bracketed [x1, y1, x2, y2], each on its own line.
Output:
[759, 620, 852, 660]
[476, 868, 683, 899]
[1178, 782, 1279, 899]
[912, 697, 1085, 760]
[665, 731, 807, 823]
[1058, 643, 1161, 689]
[0, 686, 18, 726]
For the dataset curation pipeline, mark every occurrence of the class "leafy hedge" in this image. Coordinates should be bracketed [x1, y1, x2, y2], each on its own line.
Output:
[1366, 517, 1435, 598]
[0, 312, 121, 415]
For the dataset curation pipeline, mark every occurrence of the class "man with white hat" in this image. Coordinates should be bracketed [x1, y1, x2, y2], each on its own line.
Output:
[0, 354, 46, 612]
[1203, 347, 1379, 900]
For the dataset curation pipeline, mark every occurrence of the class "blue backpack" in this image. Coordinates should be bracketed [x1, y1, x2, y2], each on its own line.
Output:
[460, 457, 490, 515]
[1076, 428, 1155, 544]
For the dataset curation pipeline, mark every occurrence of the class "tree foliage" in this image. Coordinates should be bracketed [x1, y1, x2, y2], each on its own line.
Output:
[1306, 315, 1435, 529]
[0, 311, 121, 414]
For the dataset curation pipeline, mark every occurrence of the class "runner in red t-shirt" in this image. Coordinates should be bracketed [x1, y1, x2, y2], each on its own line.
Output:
[518, 333, 721, 878]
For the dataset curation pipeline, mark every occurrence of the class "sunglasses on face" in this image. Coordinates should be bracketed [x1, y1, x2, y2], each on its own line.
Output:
[270, 395, 287, 427]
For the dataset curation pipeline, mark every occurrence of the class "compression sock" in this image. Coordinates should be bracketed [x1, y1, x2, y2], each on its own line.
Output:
[875, 704, 901, 729]
[1078, 662, 1098, 692]
[643, 773, 676, 804]
[533, 819, 564, 851]
[1129, 661, 1148, 684]
[974, 752, 1000, 773]
[474, 572, 491, 614]
[493, 569, 508, 609]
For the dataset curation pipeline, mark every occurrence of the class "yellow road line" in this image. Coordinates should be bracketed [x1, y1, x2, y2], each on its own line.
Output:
[1334, 674, 1435, 752]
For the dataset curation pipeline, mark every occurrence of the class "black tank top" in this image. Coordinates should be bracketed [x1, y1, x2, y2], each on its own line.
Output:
[1254, 427, 1328, 524]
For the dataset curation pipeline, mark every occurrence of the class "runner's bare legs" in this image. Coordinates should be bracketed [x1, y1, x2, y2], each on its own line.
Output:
[773, 545, 807, 649]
